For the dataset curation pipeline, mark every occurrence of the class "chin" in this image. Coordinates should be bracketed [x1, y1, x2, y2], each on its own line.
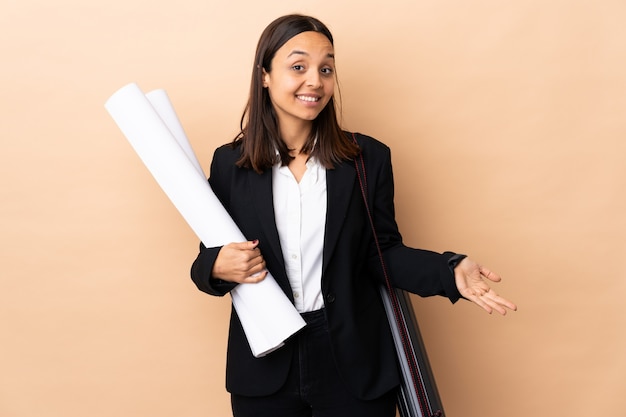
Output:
[298, 112, 322, 121]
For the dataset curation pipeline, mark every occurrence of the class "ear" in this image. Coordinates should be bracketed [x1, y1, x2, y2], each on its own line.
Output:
[262, 68, 269, 88]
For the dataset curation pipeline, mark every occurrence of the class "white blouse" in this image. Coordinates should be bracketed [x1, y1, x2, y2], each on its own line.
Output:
[272, 157, 327, 312]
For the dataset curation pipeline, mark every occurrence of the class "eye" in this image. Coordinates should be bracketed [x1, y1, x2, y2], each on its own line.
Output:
[292, 65, 305, 71]
[321, 67, 334, 75]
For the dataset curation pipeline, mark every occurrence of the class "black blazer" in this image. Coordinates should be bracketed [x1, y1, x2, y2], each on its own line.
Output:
[191, 132, 462, 400]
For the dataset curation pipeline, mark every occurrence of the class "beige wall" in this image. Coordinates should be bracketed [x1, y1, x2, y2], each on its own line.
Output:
[2, 1, 625, 416]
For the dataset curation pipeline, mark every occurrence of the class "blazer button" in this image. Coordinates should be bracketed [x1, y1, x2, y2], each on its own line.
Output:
[326, 293, 336, 303]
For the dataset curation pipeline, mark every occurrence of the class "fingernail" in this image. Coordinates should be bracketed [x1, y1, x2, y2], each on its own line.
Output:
[252, 239, 258, 245]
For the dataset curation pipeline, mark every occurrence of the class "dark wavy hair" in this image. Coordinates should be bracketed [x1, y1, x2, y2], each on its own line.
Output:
[233, 14, 359, 173]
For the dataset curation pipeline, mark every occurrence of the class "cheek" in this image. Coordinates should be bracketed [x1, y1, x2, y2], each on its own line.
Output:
[324, 79, 336, 95]
[324, 84, 335, 104]
[269, 80, 297, 98]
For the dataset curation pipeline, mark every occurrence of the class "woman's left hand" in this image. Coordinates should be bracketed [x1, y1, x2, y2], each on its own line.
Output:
[453, 258, 518, 315]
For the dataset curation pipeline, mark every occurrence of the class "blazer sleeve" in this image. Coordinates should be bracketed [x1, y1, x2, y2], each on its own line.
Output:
[360, 135, 463, 303]
[189, 144, 239, 297]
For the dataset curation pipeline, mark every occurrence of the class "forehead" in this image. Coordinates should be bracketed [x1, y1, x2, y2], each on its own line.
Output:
[275, 31, 334, 59]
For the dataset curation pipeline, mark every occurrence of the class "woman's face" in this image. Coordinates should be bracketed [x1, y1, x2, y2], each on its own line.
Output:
[263, 31, 335, 133]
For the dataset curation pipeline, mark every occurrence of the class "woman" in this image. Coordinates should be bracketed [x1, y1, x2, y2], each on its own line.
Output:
[191, 14, 516, 417]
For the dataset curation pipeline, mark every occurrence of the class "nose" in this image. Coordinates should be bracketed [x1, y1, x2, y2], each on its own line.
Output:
[306, 69, 323, 89]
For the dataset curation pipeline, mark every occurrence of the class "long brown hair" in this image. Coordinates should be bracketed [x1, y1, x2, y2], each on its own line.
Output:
[233, 14, 359, 173]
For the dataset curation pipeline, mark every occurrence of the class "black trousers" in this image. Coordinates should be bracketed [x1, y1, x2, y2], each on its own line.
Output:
[231, 309, 397, 417]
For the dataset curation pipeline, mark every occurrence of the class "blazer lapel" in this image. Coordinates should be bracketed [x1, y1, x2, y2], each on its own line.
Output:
[247, 169, 292, 296]
[324, 159, 357, 274]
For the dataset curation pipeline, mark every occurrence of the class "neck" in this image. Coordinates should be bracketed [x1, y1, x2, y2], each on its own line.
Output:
[279, 121, 312, 154]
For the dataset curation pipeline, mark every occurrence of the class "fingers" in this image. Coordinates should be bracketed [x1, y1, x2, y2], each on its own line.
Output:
[492, 293, 518, 312]
[477, 266, 517, 313]
[232, 241, 266, 283]
[471, 289, 517, 315]
[469, 293, 495, 314]
[212, 240, 268, 283]
[479, 265, 502, 282]
[237, 247, 267, 282]
[239, 269, 268, 284]
[230, 239, 260, 251]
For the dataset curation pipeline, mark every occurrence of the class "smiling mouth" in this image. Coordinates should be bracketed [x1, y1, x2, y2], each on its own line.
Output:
[297, 95, 320, 102]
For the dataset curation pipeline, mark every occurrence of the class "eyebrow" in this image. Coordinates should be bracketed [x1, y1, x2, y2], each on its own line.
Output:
[287, 49, 335, 59]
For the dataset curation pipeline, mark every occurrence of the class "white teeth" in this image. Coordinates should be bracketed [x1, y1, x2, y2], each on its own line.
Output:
[297, 95, 319, 102]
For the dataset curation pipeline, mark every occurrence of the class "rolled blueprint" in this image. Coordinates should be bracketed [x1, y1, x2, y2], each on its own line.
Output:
[105, 83, 305, 357]
[144, 89, 204, 176]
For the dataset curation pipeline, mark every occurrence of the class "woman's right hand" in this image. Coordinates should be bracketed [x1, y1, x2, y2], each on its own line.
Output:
[211, 240, 268, 284]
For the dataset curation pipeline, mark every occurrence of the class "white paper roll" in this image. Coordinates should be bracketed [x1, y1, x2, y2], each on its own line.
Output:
[105, 82, 305, 357]
[145, 89, 205, 177]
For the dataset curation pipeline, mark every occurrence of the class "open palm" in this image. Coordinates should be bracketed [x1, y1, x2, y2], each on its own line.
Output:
[454, 258, 517, 315]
